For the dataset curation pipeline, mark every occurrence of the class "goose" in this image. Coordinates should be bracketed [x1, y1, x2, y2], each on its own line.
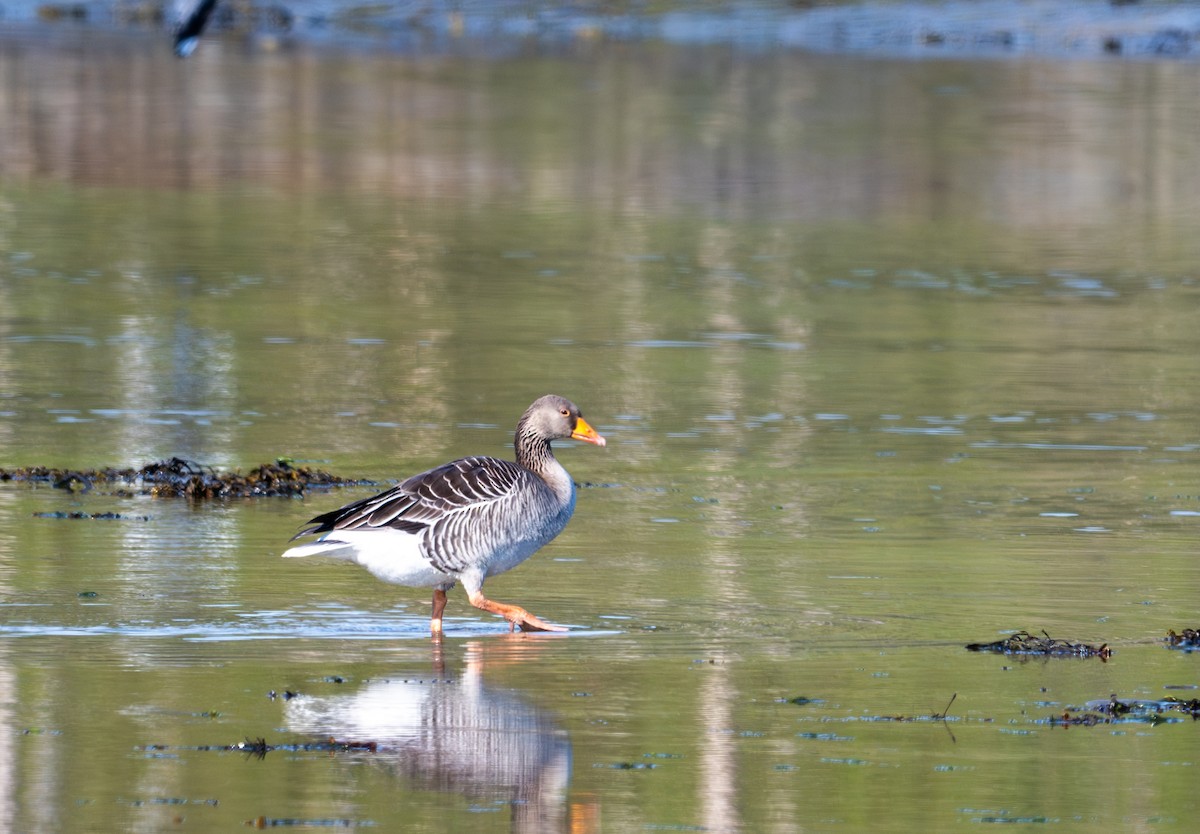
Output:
[282, 395, 606, 635]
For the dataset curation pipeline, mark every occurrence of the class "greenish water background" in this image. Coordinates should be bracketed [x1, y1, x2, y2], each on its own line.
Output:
[1, 24, 1199, 833]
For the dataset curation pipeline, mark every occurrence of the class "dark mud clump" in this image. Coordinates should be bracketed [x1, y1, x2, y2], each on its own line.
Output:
[0, 457, 372, 499]
[1166, 628, 1200, 651]
[965, 629, 1111, 660]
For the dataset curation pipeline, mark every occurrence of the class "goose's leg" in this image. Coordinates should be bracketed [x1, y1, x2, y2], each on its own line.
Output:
[430, 587, 448, 636]
[465, 589, 568, 633]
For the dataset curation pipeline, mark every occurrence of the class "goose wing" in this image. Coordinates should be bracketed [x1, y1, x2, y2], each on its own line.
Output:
[295, 456, 525, 536]
[292, 456, 536, 573]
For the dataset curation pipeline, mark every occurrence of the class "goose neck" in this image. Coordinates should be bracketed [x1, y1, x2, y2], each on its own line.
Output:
[515, 429, 555, 475]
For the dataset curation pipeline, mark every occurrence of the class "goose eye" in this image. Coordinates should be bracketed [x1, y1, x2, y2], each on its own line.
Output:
[559, 408, 570, 417]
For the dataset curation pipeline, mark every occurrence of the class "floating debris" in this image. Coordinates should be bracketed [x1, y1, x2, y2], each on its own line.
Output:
[1047, 695, 1200, 726]
[246, 816, 370, 829]
[231, 737, 379, 757]
[137, 736, 378, 760]
[1, 457, 372, 500]
[858, 693, 960, 735]
[34, 511, 148, 521]
[237, 737, 271, 758]
[965, 630, 1111, 660]
[121, 796, 219, 808]
[1166, 628, 1200, 651]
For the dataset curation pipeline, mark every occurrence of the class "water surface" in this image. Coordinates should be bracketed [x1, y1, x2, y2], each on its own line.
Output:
[1, 25, 1199, 833]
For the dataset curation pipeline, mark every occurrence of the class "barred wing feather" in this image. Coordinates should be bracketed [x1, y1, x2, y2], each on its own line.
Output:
[291, 456, 542, 574]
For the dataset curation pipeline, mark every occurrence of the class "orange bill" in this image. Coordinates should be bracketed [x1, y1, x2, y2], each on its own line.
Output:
[571, 416, 607, 447]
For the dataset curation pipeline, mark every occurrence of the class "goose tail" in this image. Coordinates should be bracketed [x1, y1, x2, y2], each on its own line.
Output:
[281, 537, 356, 561]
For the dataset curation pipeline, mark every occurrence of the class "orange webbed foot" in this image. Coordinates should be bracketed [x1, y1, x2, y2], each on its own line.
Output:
[466, 591, 568, 633]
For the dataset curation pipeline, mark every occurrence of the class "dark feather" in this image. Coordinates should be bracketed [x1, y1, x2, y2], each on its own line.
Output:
[293, 456, 526, 538]
[173, 0, 220, 57]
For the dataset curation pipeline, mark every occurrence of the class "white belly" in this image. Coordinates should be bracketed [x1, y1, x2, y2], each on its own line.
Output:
[282, 529, 452, 588]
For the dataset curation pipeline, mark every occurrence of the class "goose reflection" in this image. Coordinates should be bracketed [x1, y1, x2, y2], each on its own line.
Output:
[285, 639, 574, 833]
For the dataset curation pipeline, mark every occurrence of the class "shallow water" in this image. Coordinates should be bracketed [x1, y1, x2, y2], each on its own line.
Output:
[1, 24, 1199, 834]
